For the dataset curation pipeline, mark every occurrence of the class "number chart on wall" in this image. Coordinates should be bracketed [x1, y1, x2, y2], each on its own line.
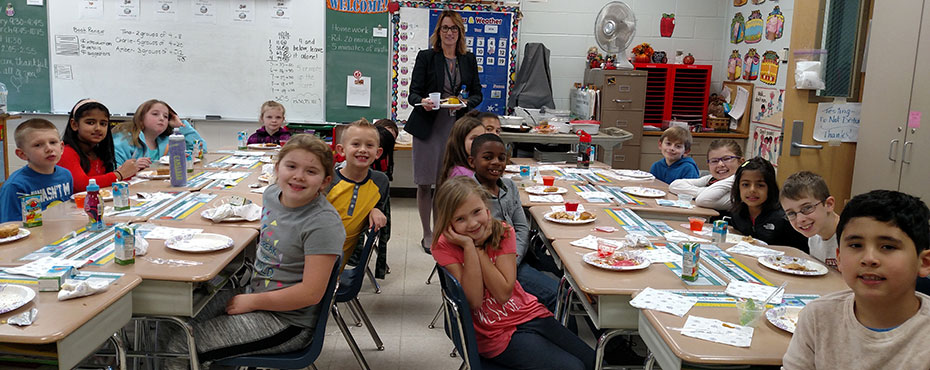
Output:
[392, 3, 518, 122]
[47, 1, 325, 122]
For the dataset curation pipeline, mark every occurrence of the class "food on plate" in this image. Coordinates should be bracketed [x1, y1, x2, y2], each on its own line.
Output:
[782, 262, 813, 272]
[0, 223, 19, 238]
[262, 143, 277, 147]
[742, 235, 755, 243]
[592, 253, 640, 267]
[544, 186, 560, 193]
[99, 189, 112, 198]
[550, 211, 574, 220]
[156, 168, 170, 176]
[446, 97, 460, 104]
[535, 122, 557, 134]
[578, 211, 596, 220]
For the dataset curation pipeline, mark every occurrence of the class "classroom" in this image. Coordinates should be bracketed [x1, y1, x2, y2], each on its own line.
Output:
[0, 0, 926, 369]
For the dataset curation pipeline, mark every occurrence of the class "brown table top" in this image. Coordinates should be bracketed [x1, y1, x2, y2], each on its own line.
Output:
[519, 180, 718, 218]
[84, 224, 257, 282]
[509, 157, 611, 168]
[148, 192, 264, 230]
[0, 274, 141, 344]
[194, 170, 268, 196]
[0, 219, 91, 264]
[551, 239, 692, 295]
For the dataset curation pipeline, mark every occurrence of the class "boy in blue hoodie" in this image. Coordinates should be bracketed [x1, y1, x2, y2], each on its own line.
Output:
[650, 126, 700, 184]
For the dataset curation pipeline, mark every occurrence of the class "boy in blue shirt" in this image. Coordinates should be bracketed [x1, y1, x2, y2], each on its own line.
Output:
[649, 126, 700, 184]
[0, 119, 73, 222]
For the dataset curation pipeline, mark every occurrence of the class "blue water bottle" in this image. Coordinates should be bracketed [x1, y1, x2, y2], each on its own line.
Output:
[168, 128, 187, 187]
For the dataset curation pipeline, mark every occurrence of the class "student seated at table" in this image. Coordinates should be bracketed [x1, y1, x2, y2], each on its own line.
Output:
[327, 118, 389, 270]
[0, 119, 74, 223]
[58, 99, 141, 192]
[782, 190, 930, 369]
[669, 139, 744, 211]
[728, 157, 807, 252]
[431, 176, 595, 370]
[468, 133, 558, 311]
[163, 134, 344, 369]
[113, 99, 207, 167]
[780, 171, 840, 269]
[247, 100, 291, 145]
[649, 126, 700, 184]
[438, 115, 486, 184]
[467, 110, 502, 135]
[371, 118, 398, 181]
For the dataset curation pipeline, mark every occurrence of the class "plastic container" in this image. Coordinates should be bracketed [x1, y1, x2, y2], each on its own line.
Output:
[570, 120, 601, 135]
[542, 176, 555, 186]
[576, 130, 593, 169]
[73, 193, 87, 209]
[85, 179, 105, 232]
[736, 298, 765, 327]
[689, 217, 706, 232]
[565, 202, 579, 212]
[168, 128, 187, 187]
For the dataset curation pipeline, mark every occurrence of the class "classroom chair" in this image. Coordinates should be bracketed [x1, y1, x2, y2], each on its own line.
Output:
[212, 256, 342, 370]
[331, 229, 385, 370]
[438, 266, 514, 370]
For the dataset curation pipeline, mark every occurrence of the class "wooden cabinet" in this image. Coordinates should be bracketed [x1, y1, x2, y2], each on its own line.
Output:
[852, 0, 930, 200]
[583, 69, 647, 169]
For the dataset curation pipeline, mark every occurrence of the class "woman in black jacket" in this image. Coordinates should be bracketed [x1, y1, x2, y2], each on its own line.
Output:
[405, 10, 483, 253]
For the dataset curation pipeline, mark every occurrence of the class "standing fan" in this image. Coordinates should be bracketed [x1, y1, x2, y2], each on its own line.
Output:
[594, 1, 637, 70]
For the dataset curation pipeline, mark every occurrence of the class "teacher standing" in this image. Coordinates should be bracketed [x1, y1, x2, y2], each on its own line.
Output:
[405, 10, 482, 253]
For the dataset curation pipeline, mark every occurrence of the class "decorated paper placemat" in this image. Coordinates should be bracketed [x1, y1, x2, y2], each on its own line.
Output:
[659, 290, 820, 308]
[152, 193, 219, 220]
[571, 185, 614, 203]
[187, 171, 252, 190]
[603, 208, 664, 237]
[600, 185, 646, 206]
[19, 225, 119, 266]
[0, 271, 124, 286]
[206, 155, 264, 169]
[552, 169, 615, 184]
[649, 242, 727, 286]
[107, 191, 190, 219]
[700, 243, 774, 286]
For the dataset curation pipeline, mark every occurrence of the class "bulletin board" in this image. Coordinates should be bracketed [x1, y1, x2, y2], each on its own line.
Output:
[722, 81, 754, 134]
[391, 2, 519, 122]
[324, 5, 391, 123]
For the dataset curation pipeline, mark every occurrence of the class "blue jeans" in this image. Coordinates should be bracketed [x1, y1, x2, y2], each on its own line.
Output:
[487, 317, 595, 370]
[517, 263, 558, 312]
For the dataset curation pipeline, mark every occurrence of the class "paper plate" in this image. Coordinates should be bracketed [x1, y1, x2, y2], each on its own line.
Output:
[258, 173, 273, 183]
[72, 190, 113, 201]
[440, 102, 467, 109]
[505, 164, 521, 173]
[247, 143, 280, 150]
[766, 306, 803, 334]
[614, 169, 655, 179]
[620, 186, 667, 198]
[543, 211, 597, 225]
[200, 208, 246, 222]
[166, 233, 234, 253]
[0, 284, 37, 315]
[526, 186, 568, 195]
[0, 228, 30, 244]
[136, 170, 170, 179]
[582, 252, 650, 271]
[758, 255, 828, 276]
[159, 156, 202, 165]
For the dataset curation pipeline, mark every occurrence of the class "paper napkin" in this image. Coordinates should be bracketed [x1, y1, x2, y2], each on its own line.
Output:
[576, 191, 614, 203]
[630, 288, 698, 317]
[726, 242, 785, 258]
[725, 281, 785, 304]
[656, 199, 695, 209]
[529, 195, 564, 203]
[681, 316, 754, 347]
[143, 226, 203, 240]
[550, 204, 587, 213]
[569, 235, 623, 250]
[664, 230, 711, 243]
[640, 249, 680, 263]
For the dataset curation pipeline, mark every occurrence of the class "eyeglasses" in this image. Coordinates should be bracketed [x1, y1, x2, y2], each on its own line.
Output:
[785, 201, 824, 220]
[440, 25, 459, 33]
[707, 155, 740, 165]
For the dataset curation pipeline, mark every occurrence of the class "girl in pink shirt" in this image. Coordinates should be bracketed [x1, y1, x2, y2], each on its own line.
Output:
[431, 176, 594, 370]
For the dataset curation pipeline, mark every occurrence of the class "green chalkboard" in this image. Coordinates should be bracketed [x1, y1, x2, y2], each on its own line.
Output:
[0, 0, 50, 112]
[325, 8, 390, 123]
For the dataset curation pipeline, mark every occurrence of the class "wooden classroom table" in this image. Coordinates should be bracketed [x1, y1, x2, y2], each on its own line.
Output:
[499, 130, 633, 160]
[516, 179, 588, 207]
[147, 192, 264, 230]
[509, 157, 612, 169]
[193, 170, 268, 196]
[127, 172, 212, 192]
[0, 219, 94, 264]
[43, 189, 198, 224]
[84, 224, 258, 317]
[529, 205, 648, 241]
[0, 274, 141, 370]
[519, 181, 718, 219]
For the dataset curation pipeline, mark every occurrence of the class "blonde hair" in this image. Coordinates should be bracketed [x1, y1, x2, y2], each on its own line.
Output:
[341, 118, 380, 145]
[659, 126, 693, 151]
[114, 99, 175, 149]
[438, 116, 483, 186]
[430, 10, 468, 55]
[432, 176, 507, 251]
[14, 118, 58, 148]
[259, 100, 286, 122]
[275, 133, 335, 183]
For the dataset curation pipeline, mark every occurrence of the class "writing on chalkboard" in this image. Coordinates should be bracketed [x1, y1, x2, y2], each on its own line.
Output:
[0, 16, 48, 93]
[813, 102, 861, 143]
[329, 24, 389, 53]
[268, 31, 323, 106]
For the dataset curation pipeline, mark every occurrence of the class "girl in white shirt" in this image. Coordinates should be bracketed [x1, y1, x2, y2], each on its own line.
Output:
[669, 139, 744, 211]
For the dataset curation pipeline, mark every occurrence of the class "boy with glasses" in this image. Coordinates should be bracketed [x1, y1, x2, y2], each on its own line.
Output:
[780, 171, 839, 268]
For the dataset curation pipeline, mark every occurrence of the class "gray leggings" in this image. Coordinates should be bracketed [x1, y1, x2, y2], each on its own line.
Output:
[163, 287, 313, 370]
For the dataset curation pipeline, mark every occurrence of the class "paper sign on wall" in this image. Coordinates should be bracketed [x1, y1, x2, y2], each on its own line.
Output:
[346, 76, 371, 107]
[909, 111, 921, 128]
[813, 102, 861, 142]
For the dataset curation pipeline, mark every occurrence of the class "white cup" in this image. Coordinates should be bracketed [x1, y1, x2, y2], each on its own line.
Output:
[429, 92, 441, 108]
[678, 193, 693, 205]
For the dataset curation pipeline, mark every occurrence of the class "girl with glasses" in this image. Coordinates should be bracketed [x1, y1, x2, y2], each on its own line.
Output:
[670, 139, 745, 211]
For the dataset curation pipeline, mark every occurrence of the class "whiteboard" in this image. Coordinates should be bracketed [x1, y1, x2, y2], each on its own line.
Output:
[48, 0, 324, 122]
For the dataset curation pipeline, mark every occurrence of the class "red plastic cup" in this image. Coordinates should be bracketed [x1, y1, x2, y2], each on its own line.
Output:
[542, 175, 555, 186]
[688, 217, 706, 232]
[565, 202, 579, 212]
[74, 193, 86, 209]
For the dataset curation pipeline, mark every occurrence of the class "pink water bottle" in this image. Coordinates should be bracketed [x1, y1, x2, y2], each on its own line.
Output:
[85, 179, 104, 231]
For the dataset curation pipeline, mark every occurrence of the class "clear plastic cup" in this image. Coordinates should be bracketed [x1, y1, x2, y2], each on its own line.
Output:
[736, 298, 766, 327]
[73, 193, 86, 209]
[688, 217, 706, 232]
[678, 193, 693, 205]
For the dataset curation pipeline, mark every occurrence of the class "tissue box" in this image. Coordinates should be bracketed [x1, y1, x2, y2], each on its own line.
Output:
[38, 266, 75, 292]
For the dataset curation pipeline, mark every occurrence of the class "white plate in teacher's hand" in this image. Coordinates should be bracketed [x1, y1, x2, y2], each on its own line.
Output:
[0, 285, 36, 315]
[620, 186, 666, 198]
[526, 186, 568, 195]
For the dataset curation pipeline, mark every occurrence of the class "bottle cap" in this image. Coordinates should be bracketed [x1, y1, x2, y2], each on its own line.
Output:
[578, 130, 592, 143]
[87, 179, 99, 192]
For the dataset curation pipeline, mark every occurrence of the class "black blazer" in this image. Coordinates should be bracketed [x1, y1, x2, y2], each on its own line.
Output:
[404, 49, 483, 140]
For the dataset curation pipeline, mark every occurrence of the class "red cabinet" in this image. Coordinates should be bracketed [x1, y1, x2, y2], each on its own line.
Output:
[633, 63, 712, 129]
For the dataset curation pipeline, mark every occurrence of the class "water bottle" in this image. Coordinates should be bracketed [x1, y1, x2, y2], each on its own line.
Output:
[85, 179, 105, 231]
[577, 130, 592, 169]
[168, 128, 187, 187]
[0, 81, 7, 114]
[459, 84, 468, 100]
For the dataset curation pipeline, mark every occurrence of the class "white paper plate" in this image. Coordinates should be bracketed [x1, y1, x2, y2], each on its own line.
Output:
[258, 173, 273, 183]
[620, 186, 667, 198]
[248, 143, 281, 150]
[0, 285, 37, 314]
[166, 233, 234, 253]
[526, 186, 568, 195]
[136, 170, 169, 179]
[766, 306, 802, 334]
[440, 102, 467, 109]
[72, 190, 113, 201]
[0, 228, 30, 244]
[505, 164, 521, 173]
[582, 251, 650, 271]
[614, 169, 655, 179]
[543, 211, 597, 225]
[159, 156, 202, 165]
[758, 255, 828, 276]
[200, 208, 246, 222]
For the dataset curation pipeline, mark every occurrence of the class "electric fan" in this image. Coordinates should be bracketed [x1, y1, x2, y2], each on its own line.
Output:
[594, 1, 637, 70]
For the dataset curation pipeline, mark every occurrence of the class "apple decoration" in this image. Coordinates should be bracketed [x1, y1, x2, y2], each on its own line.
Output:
[660, 13, 675, 37]
[683, 53, 695, 65]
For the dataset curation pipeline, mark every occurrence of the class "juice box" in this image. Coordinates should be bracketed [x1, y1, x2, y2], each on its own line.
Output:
[681, 242, 701, 282]
[112, 181, 130, 211]
[114, 224, 135, 265]
[19, 194, 42, 228]
[237, 131, 248, 149]
[38, 266, 75, 292]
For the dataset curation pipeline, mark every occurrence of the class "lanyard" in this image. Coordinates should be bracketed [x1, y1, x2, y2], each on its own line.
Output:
[444, 57, 459, 95]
